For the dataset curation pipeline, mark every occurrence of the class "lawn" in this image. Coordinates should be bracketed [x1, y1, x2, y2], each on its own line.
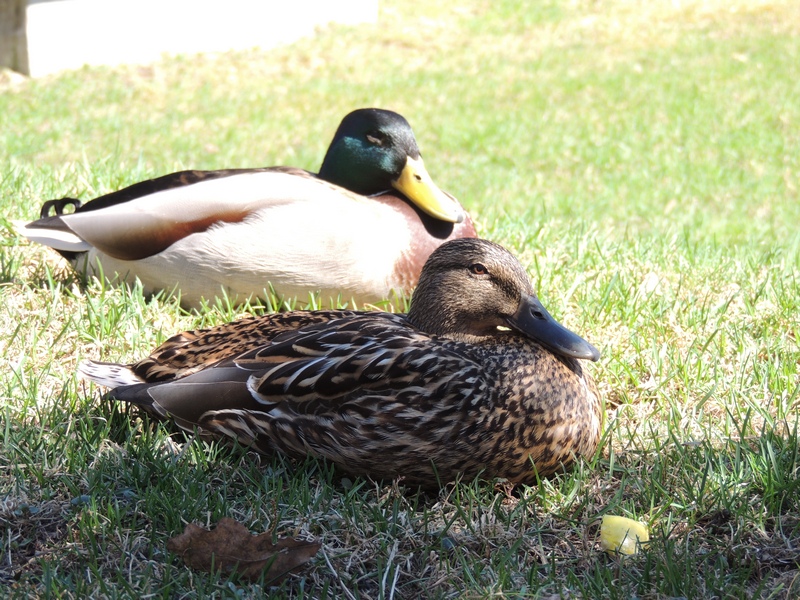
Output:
[2, 0, 799, 597]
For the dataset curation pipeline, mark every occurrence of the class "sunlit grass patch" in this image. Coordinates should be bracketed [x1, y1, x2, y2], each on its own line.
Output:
[2, 0, 800, 596]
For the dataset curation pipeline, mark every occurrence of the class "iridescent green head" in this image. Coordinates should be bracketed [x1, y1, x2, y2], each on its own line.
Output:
[318, 108, 465, 223]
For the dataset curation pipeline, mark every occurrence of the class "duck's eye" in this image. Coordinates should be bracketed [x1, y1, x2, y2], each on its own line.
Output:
[366, 132, 386, 147]
[469, 263, 488, 276]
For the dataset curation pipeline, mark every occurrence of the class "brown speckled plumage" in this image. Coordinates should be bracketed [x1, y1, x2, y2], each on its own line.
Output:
[80, 239, 602, 487]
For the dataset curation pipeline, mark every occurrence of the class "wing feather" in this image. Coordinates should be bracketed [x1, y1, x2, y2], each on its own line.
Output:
[23, 170, 361, 261]
[112, 313, 487, 431]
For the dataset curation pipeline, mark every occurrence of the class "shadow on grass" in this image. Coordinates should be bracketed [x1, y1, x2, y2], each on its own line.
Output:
[3, 385, 800, 597]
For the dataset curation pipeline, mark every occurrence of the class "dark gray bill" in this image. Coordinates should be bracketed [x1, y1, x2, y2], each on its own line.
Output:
[508, 294, 600, 361]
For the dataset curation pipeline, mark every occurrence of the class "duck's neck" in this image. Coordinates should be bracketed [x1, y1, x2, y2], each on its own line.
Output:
[406, 297, 504, 342]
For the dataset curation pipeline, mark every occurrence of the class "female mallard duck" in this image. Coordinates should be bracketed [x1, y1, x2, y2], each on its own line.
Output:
[20, 108, 475, 308]
[80, 238, 602, 487]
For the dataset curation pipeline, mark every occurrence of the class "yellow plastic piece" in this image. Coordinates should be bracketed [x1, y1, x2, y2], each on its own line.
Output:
[600, 515, 649, 555]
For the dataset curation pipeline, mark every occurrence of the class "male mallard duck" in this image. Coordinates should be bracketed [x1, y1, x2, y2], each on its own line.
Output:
[80, 238, 602, 487]
[20, 108, 475, 308]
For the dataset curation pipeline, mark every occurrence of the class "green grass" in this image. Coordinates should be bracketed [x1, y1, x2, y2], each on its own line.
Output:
[2, 0, 800, 597]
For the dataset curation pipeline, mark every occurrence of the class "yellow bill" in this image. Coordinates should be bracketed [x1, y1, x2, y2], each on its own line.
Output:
[392, 156, 465, 224]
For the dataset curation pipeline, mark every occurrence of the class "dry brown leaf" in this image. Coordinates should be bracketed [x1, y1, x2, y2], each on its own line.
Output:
[166, 517, 321, 583]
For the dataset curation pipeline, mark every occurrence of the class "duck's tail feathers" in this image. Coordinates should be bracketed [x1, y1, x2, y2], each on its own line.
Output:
[39, 198, 83, 219]
[15, 218, 92, 253]
[78, 360, 144, 388]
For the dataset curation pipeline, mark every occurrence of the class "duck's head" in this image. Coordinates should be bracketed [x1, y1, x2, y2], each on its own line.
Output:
[318, 108, 466, 224]
[407, 238, 601, 361]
